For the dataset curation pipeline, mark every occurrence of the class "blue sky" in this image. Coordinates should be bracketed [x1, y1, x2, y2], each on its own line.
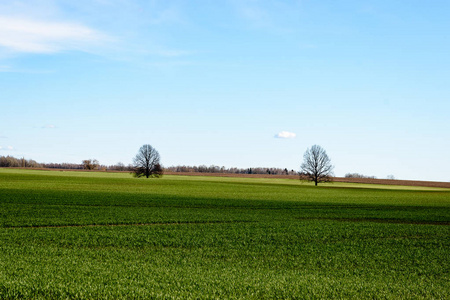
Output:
[0, 0, 449, 181]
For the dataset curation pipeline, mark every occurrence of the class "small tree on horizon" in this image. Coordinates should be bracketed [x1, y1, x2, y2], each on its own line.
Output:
[132, 144, 163, 178]
[300, 145, 334, 186]
[82, 159, 99, 170]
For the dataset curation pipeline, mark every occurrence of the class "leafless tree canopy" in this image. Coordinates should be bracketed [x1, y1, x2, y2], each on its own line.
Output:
[82, 159, 99, 170]
[165, 165, 297, 175]
[0, 156, 42, 168]
[133, 144, 163, 178]
[300, 145, 334, 186]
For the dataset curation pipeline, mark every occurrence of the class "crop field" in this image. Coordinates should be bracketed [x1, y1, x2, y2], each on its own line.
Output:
[0, 169, 449, 299]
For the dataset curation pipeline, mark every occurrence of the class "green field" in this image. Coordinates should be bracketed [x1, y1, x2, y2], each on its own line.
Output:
[1, 169, 449, 299]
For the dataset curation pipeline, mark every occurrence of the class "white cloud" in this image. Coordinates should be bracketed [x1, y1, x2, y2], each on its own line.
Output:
[0, 15, 110, 54]
[275, 131, 296, 139]
[0, 2, 192, 64]
[42, 124, 56, 129]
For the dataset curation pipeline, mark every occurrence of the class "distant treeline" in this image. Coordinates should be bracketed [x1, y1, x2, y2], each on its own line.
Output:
[0, 156, 297, 175]
[0, 155, 86, 169]
[43, 162, 84, 169]
[0, 155, 118, 171]
[0, 156, 43, 168]
[344, 173, 377, 179]
[1, 155, 377, 178]
[166, 165, 298, 175]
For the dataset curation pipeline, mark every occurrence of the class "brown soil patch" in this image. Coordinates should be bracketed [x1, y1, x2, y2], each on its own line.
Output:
[164, 172, 450, 188]
[332, 177, 450, 188]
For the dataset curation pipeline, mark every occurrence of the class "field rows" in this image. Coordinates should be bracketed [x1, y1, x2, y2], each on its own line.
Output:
[0, 169, 449, 299]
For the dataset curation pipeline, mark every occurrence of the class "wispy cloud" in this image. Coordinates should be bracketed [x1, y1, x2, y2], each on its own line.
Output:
[231, 0, 271, 29]
[42, 124, 56, 129]
[229, 0, 300, 34]
[0, 65, 11, 72]
[0, 66, 54, 73]
[0, 146, 14, 151]
[275, 131, 296, 139]
[0, 15, 110, 54]
[0, 1, 193, 66]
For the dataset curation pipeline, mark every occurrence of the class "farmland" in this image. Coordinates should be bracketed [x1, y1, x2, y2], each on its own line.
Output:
[0, 169, 449, 299]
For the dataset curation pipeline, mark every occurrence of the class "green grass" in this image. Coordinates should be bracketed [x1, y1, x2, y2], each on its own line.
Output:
[0, 169, 449, 299]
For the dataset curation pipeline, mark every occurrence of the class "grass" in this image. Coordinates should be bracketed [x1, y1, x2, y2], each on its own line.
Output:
[0, 168, 449, 299]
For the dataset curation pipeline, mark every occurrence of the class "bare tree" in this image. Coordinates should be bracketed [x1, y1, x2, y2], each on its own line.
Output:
[116, 162, 126, 171]
[300, 145, 334, 186]
[0, 156, 42, 168]
[82, 159, 99, 170]
[133, 144, 163, 178]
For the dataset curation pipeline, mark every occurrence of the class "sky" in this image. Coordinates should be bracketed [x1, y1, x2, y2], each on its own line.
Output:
[0, 0, 449, 181]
